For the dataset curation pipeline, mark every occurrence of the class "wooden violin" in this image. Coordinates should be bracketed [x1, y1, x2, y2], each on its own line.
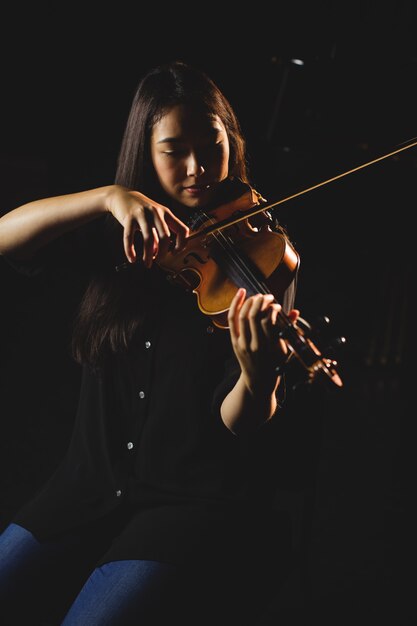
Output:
[117, 136, 417, 390]
[155, 179, 344, 390]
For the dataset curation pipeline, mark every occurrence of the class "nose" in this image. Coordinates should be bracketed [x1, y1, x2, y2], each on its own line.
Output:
[186, 152, 205, 177]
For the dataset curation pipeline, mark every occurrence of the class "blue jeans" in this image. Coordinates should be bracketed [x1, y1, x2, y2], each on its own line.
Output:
[0, 521, 285, 625]
[0, 523, 200, 626]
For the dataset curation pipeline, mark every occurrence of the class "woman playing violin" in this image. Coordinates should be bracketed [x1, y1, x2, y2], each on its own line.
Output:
[0, 61, 301, 625]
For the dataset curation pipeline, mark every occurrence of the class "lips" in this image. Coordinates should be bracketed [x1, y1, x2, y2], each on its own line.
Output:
[183, 184, 212, 197]
[184, 184, 210, 191]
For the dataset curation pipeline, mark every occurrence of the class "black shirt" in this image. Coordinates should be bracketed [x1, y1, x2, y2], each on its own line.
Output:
[4, 212, 296, 571]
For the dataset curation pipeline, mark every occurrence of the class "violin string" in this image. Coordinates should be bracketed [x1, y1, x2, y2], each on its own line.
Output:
[200, 212, 291, 329]
[200, 212, 266, 293]
[212, 223, 309, 356]
[194, 212, 338, 382]
[209, 218, 342, 385]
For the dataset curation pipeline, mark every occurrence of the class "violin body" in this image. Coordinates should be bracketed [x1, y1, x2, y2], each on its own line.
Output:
[157, 185, 300, 328]
[155, 179, 344, 390]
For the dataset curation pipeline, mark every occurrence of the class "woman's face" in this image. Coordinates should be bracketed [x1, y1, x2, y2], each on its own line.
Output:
[150, 103, 230, 211]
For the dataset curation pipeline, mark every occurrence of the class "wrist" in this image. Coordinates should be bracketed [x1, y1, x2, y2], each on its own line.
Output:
[241, 371, 280, 398]
[102, 184, 121, 214]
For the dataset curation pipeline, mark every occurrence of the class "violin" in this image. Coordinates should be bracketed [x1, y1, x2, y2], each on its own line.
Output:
[148, 135, 417, 390]
[117, 130, 417, 391]
[154, 178, 344, 391]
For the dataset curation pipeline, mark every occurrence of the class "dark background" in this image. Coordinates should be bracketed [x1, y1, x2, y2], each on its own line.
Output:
[1, 2, 416, 624]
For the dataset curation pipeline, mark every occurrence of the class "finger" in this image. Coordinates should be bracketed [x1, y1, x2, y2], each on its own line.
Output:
[259, 294, 277, 322]
[249, 294, 276, 341]
[150, 208, 174, 257]
[151, 227, 159, 258]
[238, 295, 262, 349]
[123, 217, 139, 263]
[147, 207, 190, 257]
[137, 208, 158, 268]
[288, 308, 300, 323]
[269, 305, 290, 360]
[228, 288, 246, 341]
[247, 294, 273, 349]
[268, 302, 282, 327]
[260, 303, 282, 341]
[164, 212, 190, 250]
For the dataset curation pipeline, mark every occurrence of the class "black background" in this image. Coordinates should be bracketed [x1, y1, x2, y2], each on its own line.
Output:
[1, 2, 416, 624]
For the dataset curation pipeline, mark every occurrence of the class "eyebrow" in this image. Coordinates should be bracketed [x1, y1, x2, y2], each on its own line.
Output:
[156, 128, 223, 145]
[156, 137, 184, 144]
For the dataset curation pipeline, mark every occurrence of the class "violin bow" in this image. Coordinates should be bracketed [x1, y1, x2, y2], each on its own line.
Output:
[187, 136, 417, 240]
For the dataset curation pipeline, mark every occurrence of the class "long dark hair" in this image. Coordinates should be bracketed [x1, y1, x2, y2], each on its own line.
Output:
[71, 61, 250, 368]
[115, 60, 249, 193]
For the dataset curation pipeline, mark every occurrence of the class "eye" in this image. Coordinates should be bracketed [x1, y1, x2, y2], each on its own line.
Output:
[209, 141, 224, 151]
[162, 148, 186, 156]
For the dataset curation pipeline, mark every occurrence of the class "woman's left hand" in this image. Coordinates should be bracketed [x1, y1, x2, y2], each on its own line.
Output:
[228, 287, 299, 394]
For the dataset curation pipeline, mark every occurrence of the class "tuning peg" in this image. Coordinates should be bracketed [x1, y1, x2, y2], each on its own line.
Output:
[326, 335, 347, 351]
[322, 335, 347, 361]
[313, 314, 331, 329]
[311, 315, 346, 345]
[333, 336, 347, 348]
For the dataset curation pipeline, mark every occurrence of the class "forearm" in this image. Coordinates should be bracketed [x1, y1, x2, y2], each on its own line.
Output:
[0, 185, 114, 259]
[220, 372, 281, 435]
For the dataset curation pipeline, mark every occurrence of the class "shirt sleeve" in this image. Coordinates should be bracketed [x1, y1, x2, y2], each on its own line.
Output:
[2, 243, 53, 277]
[1, 213, 121, 278]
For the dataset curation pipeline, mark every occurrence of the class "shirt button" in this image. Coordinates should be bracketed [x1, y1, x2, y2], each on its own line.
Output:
[206, 325, 214, 334]
[127, 442, 134, 450]
[139, 391, 145, 399]
[145, 341, 151, 349]
[116, 490, 122, 497]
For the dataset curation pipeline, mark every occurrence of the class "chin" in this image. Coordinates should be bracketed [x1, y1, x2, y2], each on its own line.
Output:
[176, 196, 206, 211]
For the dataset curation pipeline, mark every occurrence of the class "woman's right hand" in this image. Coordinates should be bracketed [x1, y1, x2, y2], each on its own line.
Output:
[106, 185, 190, 268]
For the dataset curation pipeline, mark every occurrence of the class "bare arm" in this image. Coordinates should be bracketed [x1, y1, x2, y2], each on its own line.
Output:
[0, 184, 190, 263]
[220, 371, 280, 435]
[220, 288, 299, 436]
[0, 186, 114, 260]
